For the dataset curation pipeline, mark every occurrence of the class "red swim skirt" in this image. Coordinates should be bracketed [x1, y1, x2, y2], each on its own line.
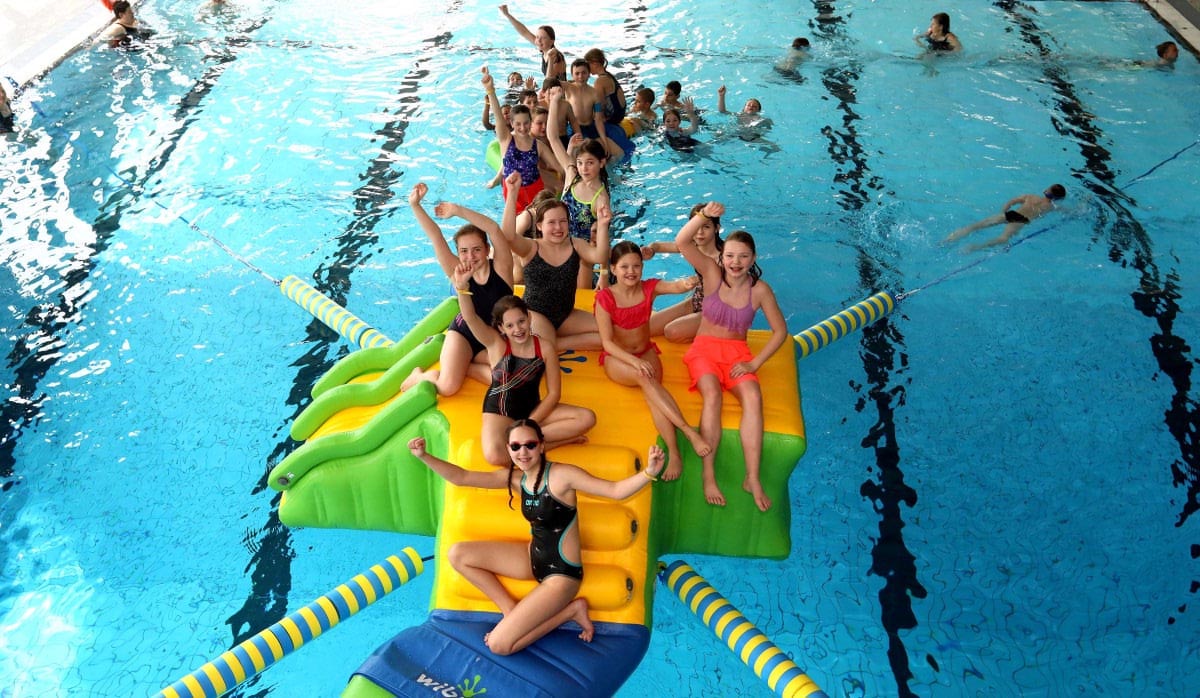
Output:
[683, 335, 757, 391]
[501, 176, 546, 212]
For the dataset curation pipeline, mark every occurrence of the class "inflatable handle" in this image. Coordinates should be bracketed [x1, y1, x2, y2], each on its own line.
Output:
[311, 296, 459, 399]
[659, 560, 827, 698]
[270, 381, 438, 490]
[158, 548, 425, 698]
[291, 334, 443, 441]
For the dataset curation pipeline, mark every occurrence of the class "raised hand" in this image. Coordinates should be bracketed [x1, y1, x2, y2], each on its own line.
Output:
[646, 444, 666, 478]
[407, 437, 427, 457]
[408, 182, 428, 205]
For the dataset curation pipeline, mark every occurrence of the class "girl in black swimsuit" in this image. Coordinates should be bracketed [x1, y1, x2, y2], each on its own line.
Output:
[403, 184, 515, 398]
[407, 420, 665, 656]
[451, 267, 595, 466]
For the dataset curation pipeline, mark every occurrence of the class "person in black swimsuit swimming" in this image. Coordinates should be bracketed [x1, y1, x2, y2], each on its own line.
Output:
[451, 269, 595, 465]
[943, 184, 1066, 253]
[407, 420, 665, 656]
[915, 12, 962, 54]
[402, 183, 516, 397]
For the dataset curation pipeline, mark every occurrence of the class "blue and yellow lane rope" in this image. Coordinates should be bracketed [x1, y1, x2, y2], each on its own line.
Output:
[157, 548, 424, 698]
[659, 560, 828, 698]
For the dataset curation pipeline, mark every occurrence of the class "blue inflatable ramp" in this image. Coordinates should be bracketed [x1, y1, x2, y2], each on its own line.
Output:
[346, 610, 651, 697]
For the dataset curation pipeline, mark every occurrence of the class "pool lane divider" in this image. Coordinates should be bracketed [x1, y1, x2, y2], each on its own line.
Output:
[659, 560, 828, 698]
[793, 291, 897, 359]
[280, 274, 394, 349]
[157, 548, 425, 698]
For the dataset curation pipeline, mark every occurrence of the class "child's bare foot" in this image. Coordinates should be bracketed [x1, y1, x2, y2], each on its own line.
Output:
[743, 477, 772, 512]
[663, 450, 683, 481]
[682, 427, 711, 458]
[703, 475, 726, 507]
[401, 366, 436, 392]
[569, 598, 594, 642]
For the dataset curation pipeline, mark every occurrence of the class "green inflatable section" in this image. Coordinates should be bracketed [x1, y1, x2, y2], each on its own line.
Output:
[312, 296, 459, 398]
[276, 402, 451, 534]
[650, 430, 807, 560]
[291, 335, 443, 441]
[270, 381, 438, 491]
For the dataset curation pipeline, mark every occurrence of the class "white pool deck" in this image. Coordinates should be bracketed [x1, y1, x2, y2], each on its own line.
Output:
[1, 0, 1196, 91]
[0, 0, 110, 88]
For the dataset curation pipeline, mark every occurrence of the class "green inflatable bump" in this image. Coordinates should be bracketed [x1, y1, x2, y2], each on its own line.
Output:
[279, 409, 451, 533]
[270, 381, 438, 491]
[312, 296, 459, 398]
[291, 335, 444, 441]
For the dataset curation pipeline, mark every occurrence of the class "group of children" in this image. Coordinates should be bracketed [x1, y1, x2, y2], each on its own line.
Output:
[400, 9, 794, 651]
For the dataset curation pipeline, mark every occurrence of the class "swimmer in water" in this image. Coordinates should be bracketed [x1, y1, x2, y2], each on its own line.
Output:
[943, 184, 1066, 252]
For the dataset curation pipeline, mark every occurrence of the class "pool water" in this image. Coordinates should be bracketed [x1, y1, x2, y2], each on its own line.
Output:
[2, 1, 1199, 696]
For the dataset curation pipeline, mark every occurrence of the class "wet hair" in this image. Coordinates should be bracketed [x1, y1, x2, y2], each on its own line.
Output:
[662, 107, 682, 123]
[504, 418, 546, 509]
[636, 87, 655, 104]
[932, 12, 951, 33]
[583, 48, 608, 68]
[519, 89, 538, 104]
[1045, 184, 1066, 200]
[792, 37, 811, 50]
[574, 139, 611, 188]
[523, 190, 559, 238]
[610, 240, 642, 266]
[452, 225, 489, 249]
[746, 98, 763, 112]
[534, 199, 570, 233]
[112, 0, 131, 17]
[491, 294, 530, 330]
[571, 59, 590, 74]
[532, 105, 549, 118]
[538, 25, 556, 42]
[665, 80, 682, 96]
[510, 104, 532, 121]
[721, 230, 763, 287]
[1157, 41, 1177, 59]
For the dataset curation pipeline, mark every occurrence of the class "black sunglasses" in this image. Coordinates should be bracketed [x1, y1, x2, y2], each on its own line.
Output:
[509, 441, 540, 452]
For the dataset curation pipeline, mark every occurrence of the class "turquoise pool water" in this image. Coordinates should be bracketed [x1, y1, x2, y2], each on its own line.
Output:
[2, 1, 1198, 695]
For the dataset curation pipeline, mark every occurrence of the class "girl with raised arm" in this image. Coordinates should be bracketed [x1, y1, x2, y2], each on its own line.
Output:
[674, 202, 788, 512]
[483, 67, 560, 212]
[595, 241, 711, 479]
[644, 203, 724, 342]
[403, 183, 515, 396]
[451, 260, 594, 465]
[498, 5, 567, 80]
[498, 171, 606, 350]
[408, 422, 664, 654]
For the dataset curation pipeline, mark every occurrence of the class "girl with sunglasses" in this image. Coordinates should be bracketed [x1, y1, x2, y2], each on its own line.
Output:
[407, 420, 665, 655]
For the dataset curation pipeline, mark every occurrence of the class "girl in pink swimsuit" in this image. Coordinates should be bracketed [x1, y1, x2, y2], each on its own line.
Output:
[674, 202, 788, 512]
[594, 241, 711, 480]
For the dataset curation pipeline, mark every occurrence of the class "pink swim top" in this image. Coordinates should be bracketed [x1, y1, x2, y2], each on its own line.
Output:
[701, 286, 754, 334]
[594, 279, 659, 329]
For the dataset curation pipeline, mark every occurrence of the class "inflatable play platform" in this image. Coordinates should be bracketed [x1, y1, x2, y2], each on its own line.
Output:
[264, 288, 810, 697]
